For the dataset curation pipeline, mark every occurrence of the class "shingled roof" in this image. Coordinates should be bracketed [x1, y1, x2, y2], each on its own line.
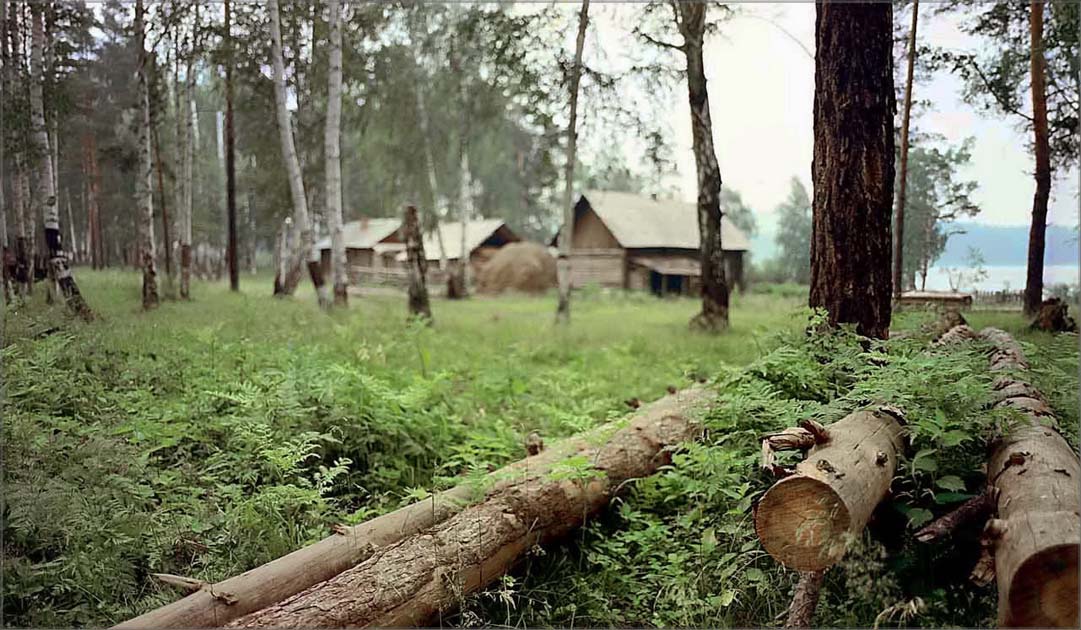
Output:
[576, 190, 751, 252]
[315, 218, 401, 251]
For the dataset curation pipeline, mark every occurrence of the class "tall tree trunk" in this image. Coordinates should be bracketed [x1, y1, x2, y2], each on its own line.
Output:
[82, 133, 103, 271]
[555, 0, 589, 324]
[324, 0, 346, 306]
[153, 122, 173, 284]
[407, 8, 448, 270]
[808, 2, 894, 340]
[1024, 0, 1051, 316]
[676, 2, 728, 332]
[267, 0, 326, 307]
[180, 9, 195, 300]
[135, 0, 159, 309]
[892, 0, 918, 300]
[246, 155, 257, 274]
[29, 4, 91, 319]
[403, 205, 431, 322]
[224, 0, 238, 292]
[8, 3, 31, 295]
[0, 0, 9, 302]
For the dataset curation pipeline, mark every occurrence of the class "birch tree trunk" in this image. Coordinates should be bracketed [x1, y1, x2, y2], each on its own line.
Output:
[29, 4, 91, 319]
[267, 0, 327, 307]
[324, 0, 346, 306]
[8, 4, 31, 295]
[808, 2, 894, 339]
[0, 0, 9, 302]
[135, 0, 159, 309]
[1023, 0, 1051, 316]
[892, 0, 918, 299]
[555, 0, 590, 324]
[407, 8, 448, 270]
[676, 2, 729, 332]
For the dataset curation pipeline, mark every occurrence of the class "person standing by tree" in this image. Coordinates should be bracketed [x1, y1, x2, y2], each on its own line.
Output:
[809, 2, 894, 339]
[29, 3, 92, 319]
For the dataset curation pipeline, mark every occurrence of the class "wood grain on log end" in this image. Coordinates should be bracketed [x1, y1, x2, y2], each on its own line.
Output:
[1003, 542, 1078, 628]
[756, 475, 851, 571]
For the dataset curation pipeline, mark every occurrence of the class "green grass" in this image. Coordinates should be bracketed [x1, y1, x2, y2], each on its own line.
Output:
[1, 270, 803, 627]
[4, 271, 1074, 628]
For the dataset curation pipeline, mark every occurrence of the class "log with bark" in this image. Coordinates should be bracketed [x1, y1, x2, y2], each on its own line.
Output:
[225, 387, 715, 628]
[784, 570, 825, 629]
[979, 326, 1079, 628]
[755, 407, 905, 571]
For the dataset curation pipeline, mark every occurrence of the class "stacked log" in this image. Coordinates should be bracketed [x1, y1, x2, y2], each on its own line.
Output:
[979, 327, 1079, 628]
[116, 387, 714, 629]
[226, 387, 713, 627]
[755, 408, 905, 571]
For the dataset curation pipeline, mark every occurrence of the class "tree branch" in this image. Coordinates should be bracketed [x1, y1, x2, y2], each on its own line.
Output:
[966, 58, 1034, 123]
[636, 29, 685, 53]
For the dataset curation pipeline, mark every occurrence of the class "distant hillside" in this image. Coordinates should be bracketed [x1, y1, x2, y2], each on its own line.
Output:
[938, 222, 1078, 266]
[749, 222, 1078, 267]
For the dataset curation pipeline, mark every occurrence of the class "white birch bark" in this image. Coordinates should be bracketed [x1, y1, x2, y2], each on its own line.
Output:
[556, 0, 590, 323]
[29, 3, 91, 318]
[267, 0, 327, 306]
[135, 0, 158, 309]
[324, 0, 346, 305]
[406, 8, 448, 270]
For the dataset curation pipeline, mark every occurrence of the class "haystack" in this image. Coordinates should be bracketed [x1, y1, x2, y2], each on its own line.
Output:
[476, 242, 556, 294]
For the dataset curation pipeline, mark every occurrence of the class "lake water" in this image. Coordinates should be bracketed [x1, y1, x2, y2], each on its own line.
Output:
[922, 264, 1079, 292]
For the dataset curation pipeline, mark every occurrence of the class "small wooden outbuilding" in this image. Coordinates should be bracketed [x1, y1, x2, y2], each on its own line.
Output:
[552, 190, 751, 295]
[316, 218, 402, 284]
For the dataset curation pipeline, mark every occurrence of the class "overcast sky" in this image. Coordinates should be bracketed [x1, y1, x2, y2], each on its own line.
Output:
[584, 2, 1078, 235]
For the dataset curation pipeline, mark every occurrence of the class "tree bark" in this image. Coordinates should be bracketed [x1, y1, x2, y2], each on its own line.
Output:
[555, 0, 589, 323]
[8, 3, 30, 296]
[980, 327, 1079, 628]
[267, 0, 326, 306]
[809, 2, 895, 339]
[153, 122, 173, 283]
[324, 0, 346, 306]
[225, 387, 714, 629]
[29, 3, 91, 319]
[135, 0, 159, 310]
[0, 0, 9, 302]
[893, 0, 918, 299]
[1023, 0, 1051, 316]
[223, 0, 238, 292]
[406, 7, 448, 270]
[676, 3, 729, 332]
[755, 408, 905, 571]
[403, 205, 431, 322]
[784, 570, 825, 629]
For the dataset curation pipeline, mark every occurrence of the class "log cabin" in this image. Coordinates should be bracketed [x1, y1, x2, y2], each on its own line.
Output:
[552, 190, 751, 295]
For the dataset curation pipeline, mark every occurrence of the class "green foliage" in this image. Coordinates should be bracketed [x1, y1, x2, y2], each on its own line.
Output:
[1, 270, 802, 627]
[771, 177, 812, 285]
[458, 309, 1077, 628]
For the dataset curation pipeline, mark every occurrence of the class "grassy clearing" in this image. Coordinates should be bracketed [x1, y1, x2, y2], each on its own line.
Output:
[3, 271, 1074, 628]
[2, 270, 803, 627]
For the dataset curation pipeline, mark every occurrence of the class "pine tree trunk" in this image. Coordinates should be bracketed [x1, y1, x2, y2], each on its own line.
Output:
[135, 0, 159, 309]
[224, 0, 238, 292]
[0, 0, 10, 302]
[808, 2, 894, 339]
[324, 0, 346, 306]
[677, 3, 728, 332]
[1023, 0, 1051, 316]
[267, 0, 326, 306]
[29, 4, 91, 319]
[892, 0, 918, 300]
[180, 22, 195, 300]
[403, 205, 431, 322]
[556, 0, 590, 324]
[81, 133, 103, 270]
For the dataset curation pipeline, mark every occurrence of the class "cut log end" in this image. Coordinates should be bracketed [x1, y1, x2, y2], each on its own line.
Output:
[1005, 543, 1079, 628]
[755, 475, 851, 572]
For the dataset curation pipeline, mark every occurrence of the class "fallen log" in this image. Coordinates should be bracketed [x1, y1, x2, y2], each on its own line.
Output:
[755, 407, 905, 571]
[913, 490, 994, 543]
[980, 327, 1079, 628]
[227, 387, 715, 628]
[115, 389, 711, 629]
